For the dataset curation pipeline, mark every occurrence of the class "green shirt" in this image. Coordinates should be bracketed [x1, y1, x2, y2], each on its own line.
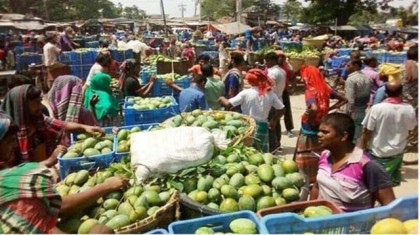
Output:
[204, 76, 225, 110]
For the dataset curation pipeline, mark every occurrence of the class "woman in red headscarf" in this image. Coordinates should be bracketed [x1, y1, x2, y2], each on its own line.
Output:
[218, 69, 285, 152]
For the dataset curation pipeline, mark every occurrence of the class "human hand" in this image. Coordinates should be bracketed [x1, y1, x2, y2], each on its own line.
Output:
[103, 176, 129, 192]
[150, 74, 157, 82]
[47, 145, 67, 166]
[112, 126, 119, 135]
[90, 94, 99, 107]
[269, 119, 277, 130]
[85, 125, 105, 137]
[165, 78, 174, 85]
[89, 224, 114, 234]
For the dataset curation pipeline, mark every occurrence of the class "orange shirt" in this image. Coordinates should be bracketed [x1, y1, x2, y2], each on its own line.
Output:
[189, 64, 219, 75]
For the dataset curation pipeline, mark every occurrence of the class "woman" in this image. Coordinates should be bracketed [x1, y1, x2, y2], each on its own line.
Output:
[295, 65, 347, 183]
[311, 112, 395, 212]
[48, 75, 97, 145]
[120, 59, 156, 97]
[83, 72, 120, 127]
[0, 85, 105, 167]
[218, 69, 285, 152]
[0, 112, 128, 233]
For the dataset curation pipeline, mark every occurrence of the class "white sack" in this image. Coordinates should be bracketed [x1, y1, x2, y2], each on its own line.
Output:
[131, 127, 229, 182]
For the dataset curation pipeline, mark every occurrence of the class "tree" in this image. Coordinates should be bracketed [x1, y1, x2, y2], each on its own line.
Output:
[302, 0, 393, 25]
[122, 5, 146, 20]
[280, 0, 302, 22]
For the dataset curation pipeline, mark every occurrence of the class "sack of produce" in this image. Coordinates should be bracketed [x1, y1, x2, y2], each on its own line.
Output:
[131, 126, 229, 182]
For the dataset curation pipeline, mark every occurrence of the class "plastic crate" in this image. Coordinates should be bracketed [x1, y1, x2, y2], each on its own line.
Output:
[337, 48, 354, 57]
[152, 76, 191, 97]
[386, 53, 406, 64]
[114, 123, 159, 161]
[257, 199, 343, 218]
[123, 97, 180, 125]
[58, 127, 116, 179]
[168, 211, 261, 234]
[200, 51, 219, 60]
[111, 49, 134, 63]
[331, 56, 348, 68]
[66, 51, 96, 65]
[16, 53, 43, 72]
[70, 64, 92, 80]
[372, 52, 386, 64]
[86, 41, 99, 48]
[259, 195, 418, 234]
[146, 228, 168, 234]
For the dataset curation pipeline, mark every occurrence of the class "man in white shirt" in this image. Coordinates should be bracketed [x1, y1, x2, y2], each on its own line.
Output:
[43, 34, 68, 88]
[265, 52, 286, 152]
[361, 81, 417, 186]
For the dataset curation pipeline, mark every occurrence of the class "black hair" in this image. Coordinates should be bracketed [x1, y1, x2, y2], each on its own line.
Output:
[264, 52, 278, 62]
[95, 52, 112, 67]
[363, 56, 377, 66]
[350, 50, 361, 59]
[197, 54, 211, 63]
[193, 74, 207, 84]
[321, 113, 355, 142]
[230, 53, 245, 67]
[124, 59, 141, 73]
[385, 83, 403, 97]
[406, 46, 418, 61]
[26, 85, 42, 100]
[201, 64, 213, 77]
[9, 75, 34, 89]
[348, 58, 363, 69]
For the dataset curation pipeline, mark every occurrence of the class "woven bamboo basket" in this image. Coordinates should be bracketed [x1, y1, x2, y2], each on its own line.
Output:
[304, 56, 321, 67]
[288, 57, 305, 72]
[161, 110, 256, 146]
[115, 191, 180, 234]
[302, 38, 325, 50]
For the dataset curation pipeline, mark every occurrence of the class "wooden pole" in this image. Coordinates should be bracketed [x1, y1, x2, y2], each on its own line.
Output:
[160, 0, 169, 37]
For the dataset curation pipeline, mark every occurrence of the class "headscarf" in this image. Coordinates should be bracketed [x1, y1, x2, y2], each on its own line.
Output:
[0, 163, 62, 233]
[48, 75, 83, 123]
[379, 63, 402, 82]
[0, 85, 51, 162]
[245, 69, 274, 96]
[83, 72, 119, 120]
[0, 111, 11, 140]
[300, 65, 333, 118]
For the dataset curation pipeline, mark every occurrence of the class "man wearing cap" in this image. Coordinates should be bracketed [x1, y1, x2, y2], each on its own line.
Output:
[59, 27, 79, 52]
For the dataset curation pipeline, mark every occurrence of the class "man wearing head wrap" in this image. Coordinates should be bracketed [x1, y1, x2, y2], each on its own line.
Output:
[361, 82, 417, 186]
[218, 69, 285, 152]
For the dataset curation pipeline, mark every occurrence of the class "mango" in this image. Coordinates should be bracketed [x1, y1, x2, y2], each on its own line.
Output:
[229, 218, 257, 234]
[105, 214, 131, 230]
[78, 219, 99, 234]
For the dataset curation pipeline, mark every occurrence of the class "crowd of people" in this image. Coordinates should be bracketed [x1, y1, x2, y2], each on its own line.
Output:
[0, 22, 418, 233]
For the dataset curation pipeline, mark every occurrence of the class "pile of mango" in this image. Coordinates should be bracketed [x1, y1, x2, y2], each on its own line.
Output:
[143, 55, 181, 65]
[61, 133, 115, 159]
[195, 218, 258, 234]
[164, 110, 251, 140]
[55, 157, 176, 233]
[125, 96, 176, 111]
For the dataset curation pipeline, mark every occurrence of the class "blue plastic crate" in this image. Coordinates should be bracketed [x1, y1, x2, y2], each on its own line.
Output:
[123, 97, 180, 125]
[86, 41, 99, 48]
[114, 123, 159, 161]
[152, 76, 191, 97]
[200, 51, 219, 60]
[169, 211, 261, 234]
[65, 51, 96, 65]
[58, 127, 116, 179]
[259, 195, 418, 234]
[386, 53, 406, 64]
[146, 228, 168, 234]
[337, 48, 354, 57]
[331, 56, 348, 68]
[372, 52, 386, 64]
[70, 64, 92, 79]
[15, 54, 43, 72]
[111, 49, 134, 63]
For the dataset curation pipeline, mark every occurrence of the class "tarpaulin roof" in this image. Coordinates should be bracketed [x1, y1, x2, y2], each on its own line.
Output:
[12, 21, 46, 30]
[329, 25, 371, 31]
[211, 21, 251, 35]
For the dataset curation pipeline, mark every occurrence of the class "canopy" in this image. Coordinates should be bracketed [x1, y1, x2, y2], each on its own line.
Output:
[329, 25, 371, 31]
[12, 21, 46, 30]
[211, 21, 251, 35]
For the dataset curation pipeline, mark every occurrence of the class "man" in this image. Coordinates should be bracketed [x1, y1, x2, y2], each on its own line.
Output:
[339, 50, 362, 84]
[43, 34, 69, 89]
[218, 69, 285, 153]
[277, 50, 295, 137]
[361, 82, 417, 186]
[59, 27, 79, 52]
[265, 52, 286, 152]
[178, 74, 209, 112]
[202, 64, 224, 110]
[361, 56, 381, 107]
[244, 26, 262, 52]
[344, 58, 371, 142]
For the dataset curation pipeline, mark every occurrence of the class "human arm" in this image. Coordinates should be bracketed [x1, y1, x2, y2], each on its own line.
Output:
[165, 78, 184, 92]
[360, 108, 375, 150]
[328, 91, 348, 111]
[89, 94, 99, 121]
[363, 160, 395, 206]
[218, 96, 232, 110]
[360, 128, 373, 150]
[40, 145, 67, 168]
[138, 75, 156, 97]
[309, 181, 319, 200]
[64, 122, 105, 137]
[373, 86, 387, 105]
[59, 176, 129, 218]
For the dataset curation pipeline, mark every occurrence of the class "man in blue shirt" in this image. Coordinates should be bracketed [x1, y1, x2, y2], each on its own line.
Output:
[179, 74, 209, 112]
